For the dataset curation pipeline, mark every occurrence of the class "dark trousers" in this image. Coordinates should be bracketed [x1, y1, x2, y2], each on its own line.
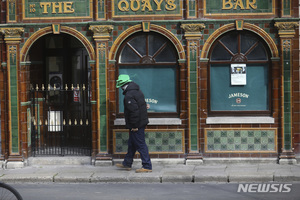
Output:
[123, 127, 152, 170]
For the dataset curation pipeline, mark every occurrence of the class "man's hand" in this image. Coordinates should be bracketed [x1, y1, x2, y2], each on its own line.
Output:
[131, 128, 138, 132]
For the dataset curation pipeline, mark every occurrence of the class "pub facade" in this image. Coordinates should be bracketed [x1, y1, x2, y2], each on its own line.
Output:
[0, 0, 299, 168]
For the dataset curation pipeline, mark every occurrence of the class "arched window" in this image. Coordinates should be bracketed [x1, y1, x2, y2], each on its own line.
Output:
[209, 31, 271, 116]
[116, 32, 179, 117]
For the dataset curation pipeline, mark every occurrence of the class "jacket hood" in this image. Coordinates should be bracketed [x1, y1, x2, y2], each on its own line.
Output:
[123, 82, 140, 94]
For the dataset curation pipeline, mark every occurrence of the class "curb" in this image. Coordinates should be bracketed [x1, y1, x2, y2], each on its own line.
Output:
[1, 163, 299, 184]
[1, 173, 300, 184]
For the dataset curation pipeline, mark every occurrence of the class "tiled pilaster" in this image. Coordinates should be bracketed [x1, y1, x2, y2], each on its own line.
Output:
[181, 24, 205, 158]
[275, 21, 299, 164]
[0, 27, 24, 163]
[90, 25, 114, 163]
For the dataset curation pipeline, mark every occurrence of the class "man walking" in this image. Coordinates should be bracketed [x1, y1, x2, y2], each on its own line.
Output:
[115, 74, 152, 173]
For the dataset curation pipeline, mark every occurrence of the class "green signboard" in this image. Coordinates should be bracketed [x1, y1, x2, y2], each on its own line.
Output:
[22, 0, 92, 20]
[204, 0, 275, 16]
[112, 0, 182, 18]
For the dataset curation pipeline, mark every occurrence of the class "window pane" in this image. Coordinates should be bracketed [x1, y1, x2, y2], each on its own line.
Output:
[247, 43, 268, 60]
[128, 35, 146, 56]
[119, 66, 177, 113]
[220, 32, 238, 54]
[211, 42, 232, 61]
[119, 45, 141, 63]
[148, 35, 164, 56]
[210, 64, 269, 111]
[241, 33, 257, 54]
[154, 45, 177, 62]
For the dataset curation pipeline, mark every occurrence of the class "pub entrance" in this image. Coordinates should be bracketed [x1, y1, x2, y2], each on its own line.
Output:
[28, 33, 92, 156]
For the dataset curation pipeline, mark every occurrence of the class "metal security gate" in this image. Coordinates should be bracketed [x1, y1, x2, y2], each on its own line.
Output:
[30, 84, 92, 156]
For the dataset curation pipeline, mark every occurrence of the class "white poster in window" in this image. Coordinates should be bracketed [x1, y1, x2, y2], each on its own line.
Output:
[231, 64, 246, 85]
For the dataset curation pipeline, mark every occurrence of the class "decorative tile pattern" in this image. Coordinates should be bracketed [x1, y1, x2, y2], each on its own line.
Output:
[205, 128, 277, 153]
[113, 129, 184, 154]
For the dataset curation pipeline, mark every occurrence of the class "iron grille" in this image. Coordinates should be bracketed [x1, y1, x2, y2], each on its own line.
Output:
[30, 84, 92, 156]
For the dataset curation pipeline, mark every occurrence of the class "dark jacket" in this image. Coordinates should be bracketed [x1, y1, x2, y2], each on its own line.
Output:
[123, 82, 149, 129]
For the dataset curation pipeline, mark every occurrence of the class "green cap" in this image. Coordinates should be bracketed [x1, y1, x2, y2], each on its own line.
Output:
[116, 74, 132, 88]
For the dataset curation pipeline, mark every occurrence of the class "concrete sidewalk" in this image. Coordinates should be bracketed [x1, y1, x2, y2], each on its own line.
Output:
[0, 160, 299, 183]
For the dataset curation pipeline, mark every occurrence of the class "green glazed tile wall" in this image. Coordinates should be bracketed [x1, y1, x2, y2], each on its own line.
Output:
[283, 39, 292, 150]
[189, 42, 198, 152]
[99, 43, 108, 153]
[114, 130, 184, 154]
[205, 129, 277, 152]
[9, 46, 19, 153]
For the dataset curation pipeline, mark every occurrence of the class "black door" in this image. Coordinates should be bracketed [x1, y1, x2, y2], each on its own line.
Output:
[30, 34, 92, 156]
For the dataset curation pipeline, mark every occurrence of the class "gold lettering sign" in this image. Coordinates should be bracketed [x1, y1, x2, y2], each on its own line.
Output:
[39, 2, 75, 14]
[23, 0, 92, 20]
[222, 0, 257, 10]
[204, 0, 274, 17]
[117, 0, 176, 12]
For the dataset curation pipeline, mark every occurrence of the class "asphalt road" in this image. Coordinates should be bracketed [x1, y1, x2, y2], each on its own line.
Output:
[10, 182, 300, 200]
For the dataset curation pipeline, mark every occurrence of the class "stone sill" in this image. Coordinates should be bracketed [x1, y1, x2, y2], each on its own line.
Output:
[114, 118, 182, 126]
[206, 117, 275, 124]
